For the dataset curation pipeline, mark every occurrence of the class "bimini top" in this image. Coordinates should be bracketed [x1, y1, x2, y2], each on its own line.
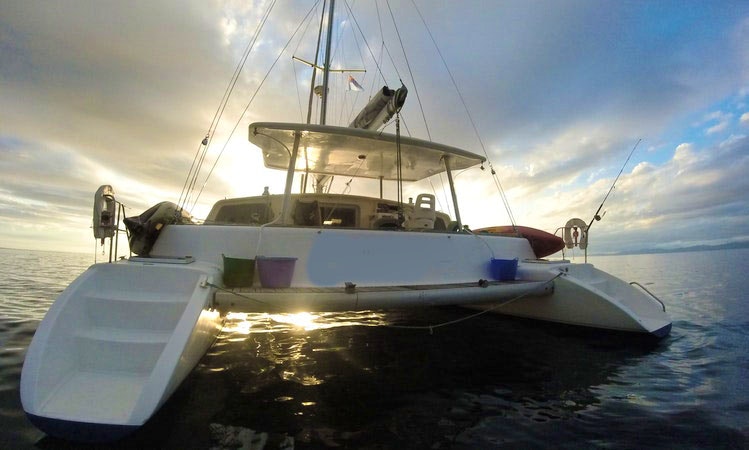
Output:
[248, 122, 485, 182]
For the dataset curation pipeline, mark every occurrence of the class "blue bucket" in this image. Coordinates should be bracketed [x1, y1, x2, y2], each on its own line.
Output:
[489, 258, 518, 281]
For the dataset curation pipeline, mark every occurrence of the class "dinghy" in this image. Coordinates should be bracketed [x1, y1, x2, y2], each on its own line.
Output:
[21, 1, 671, 442]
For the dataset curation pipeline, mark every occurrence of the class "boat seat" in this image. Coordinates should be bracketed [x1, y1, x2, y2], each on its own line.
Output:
[403, 194, 436, 230]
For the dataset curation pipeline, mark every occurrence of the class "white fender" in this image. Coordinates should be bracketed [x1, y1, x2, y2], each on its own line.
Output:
[563, 218, 588, 250]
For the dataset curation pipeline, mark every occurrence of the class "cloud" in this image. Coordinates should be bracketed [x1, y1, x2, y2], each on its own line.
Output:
[1, 0, 749, 253]
[700, 111, 734, 135]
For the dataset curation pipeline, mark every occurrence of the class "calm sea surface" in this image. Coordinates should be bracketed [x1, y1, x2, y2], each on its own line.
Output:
[1, 247, 747, 449]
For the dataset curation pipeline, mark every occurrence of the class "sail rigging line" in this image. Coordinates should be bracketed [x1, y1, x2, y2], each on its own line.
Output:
[341, 27, 369, 127]
[330, 1, 355, 126]
[176, 137, 206, 214]
[587, 138, 642, 231]
[317, 156, 368, 228]
[395, 113, 404, 222]
[427, 178, 450, 218]
[292, 57, 305, 122]
[380, 112, 451, 216]
[373, 0, 386, 90]
[188, 1, 322, 211]
[291, 0, 323, 123]
[179, 0, 278, 213]
[341, 0, 394, 88]
[409, 0, 517, 227]
[382, 1, 458, 220]
[384, 0, 431, 141]
[368, 0, 390, 103]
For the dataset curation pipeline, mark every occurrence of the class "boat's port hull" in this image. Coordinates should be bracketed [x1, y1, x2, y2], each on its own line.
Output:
[21, 260, 223, 442]
[26, 414, 138, 443]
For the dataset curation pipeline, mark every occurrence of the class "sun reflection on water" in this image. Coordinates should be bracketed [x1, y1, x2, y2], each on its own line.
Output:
[221, 310, 391, 335]
[210, 310, 395, 388]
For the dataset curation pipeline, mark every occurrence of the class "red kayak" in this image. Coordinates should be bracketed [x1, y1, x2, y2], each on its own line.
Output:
[474, 225, 565, 258]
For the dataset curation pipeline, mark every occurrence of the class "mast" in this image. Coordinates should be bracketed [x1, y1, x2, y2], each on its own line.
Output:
[312, 0, 336, 193]
[300, 0, 328, 193]
[319, 0, 335, 125]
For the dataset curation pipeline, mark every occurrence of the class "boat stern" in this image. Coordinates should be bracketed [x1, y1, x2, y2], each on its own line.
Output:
[494, 260, 672, 338]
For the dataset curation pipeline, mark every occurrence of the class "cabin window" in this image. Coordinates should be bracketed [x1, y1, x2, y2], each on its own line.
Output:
[214, 203, 273, 225]
[294, 201, 321, 226]
[320, 204, 358, 227]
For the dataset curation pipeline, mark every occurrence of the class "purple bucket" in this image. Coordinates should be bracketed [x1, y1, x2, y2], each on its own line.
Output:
[256, 256, 297, 288]
[489, 258, 518, 281]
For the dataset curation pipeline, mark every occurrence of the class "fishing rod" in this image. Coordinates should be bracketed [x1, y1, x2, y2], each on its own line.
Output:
[587, 138, 642, 232]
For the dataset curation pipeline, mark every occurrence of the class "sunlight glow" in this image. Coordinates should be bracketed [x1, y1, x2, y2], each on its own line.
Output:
[269, 312, 320, 331]
[221, 311, 390, 336]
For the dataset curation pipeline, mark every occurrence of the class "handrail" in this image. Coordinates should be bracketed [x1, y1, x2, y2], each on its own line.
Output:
[629, 281, 666, 312]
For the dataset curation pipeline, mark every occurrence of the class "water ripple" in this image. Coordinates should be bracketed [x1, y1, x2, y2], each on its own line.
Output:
[2, 248, 749, 448]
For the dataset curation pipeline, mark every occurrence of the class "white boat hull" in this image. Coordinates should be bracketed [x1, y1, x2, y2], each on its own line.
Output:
[21, 259, 222, 442]
[152, 225, 669, 337]
[473, 260, 671, 337]
[21, 225, 671, 442]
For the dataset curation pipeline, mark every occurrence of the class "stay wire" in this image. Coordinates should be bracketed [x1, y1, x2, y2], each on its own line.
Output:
[409, 0, 516, 226]
[190, 1, 322, 211]
[342, 0, 392, 86]
[180, 0, 277, 211]
[373, 0, 387, 92]
[384, 0, 430, 140]
[292, 1, 322, 122]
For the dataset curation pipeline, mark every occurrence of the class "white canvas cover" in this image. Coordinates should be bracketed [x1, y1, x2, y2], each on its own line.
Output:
[248, 122, 485, 181]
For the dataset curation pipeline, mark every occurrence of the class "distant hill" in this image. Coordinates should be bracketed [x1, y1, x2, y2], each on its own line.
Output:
[617, 241, 749, 256]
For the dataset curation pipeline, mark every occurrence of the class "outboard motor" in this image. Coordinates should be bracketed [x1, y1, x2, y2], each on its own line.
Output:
[123, 202, 192, 256]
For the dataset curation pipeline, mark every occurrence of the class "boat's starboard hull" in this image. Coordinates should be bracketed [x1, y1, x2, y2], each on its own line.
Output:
[474, 260, 672, 338]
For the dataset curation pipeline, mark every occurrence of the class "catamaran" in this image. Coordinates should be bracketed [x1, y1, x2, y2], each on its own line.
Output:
[20, 1, 670, 442]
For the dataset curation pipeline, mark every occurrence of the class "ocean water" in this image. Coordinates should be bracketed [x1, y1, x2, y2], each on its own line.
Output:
[1, 247, 748, 449]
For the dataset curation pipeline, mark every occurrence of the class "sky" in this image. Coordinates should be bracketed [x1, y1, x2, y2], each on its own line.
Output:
[1, 0, 748, 255]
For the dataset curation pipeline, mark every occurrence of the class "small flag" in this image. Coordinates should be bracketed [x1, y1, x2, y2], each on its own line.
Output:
[348, 75, 363, 92]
